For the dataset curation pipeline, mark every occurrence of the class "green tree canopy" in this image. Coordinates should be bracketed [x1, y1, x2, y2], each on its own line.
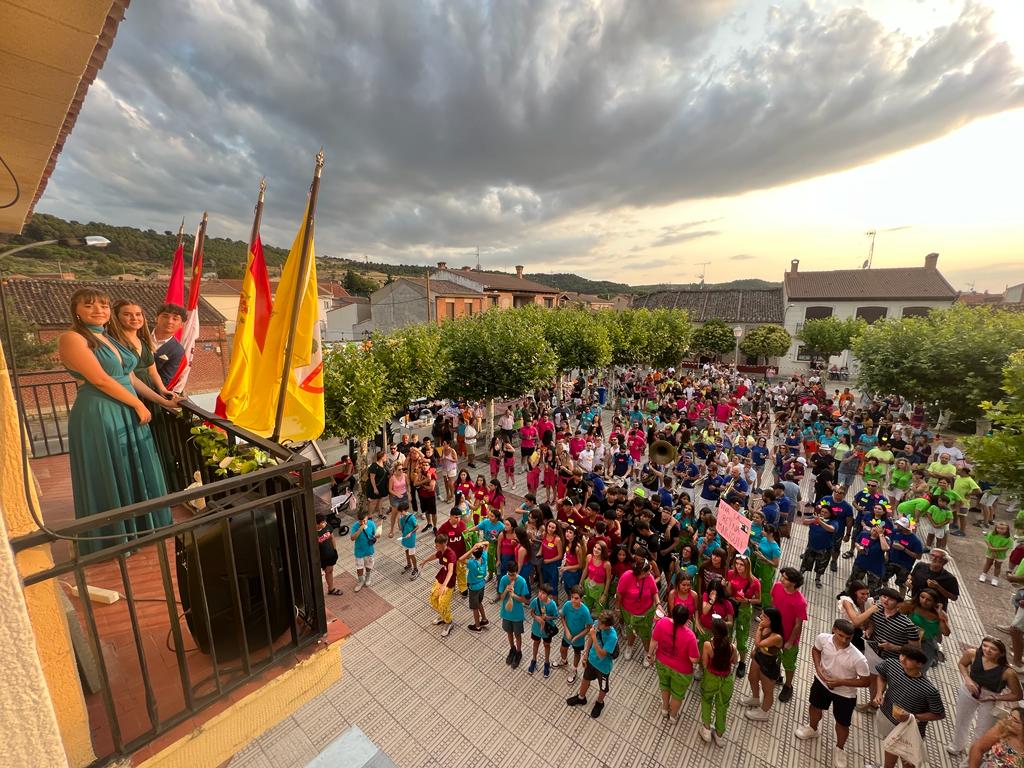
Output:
[0, 310, 57, 371]
[647, 308, 692, 368]
[599, 308, 655, 367]
[797, 316, 864, 364]
[371, 323, 449, 409]
[854, 305, 1024, 420]
[692, 318, 736, 356]
[965, 352, 1024, 496]
[440, 309, 557, 402]
[739, 324, 791, 361]
[539, 306, 613, 374]
[342, 269, 380, 297]
[322, 343, 394, 441]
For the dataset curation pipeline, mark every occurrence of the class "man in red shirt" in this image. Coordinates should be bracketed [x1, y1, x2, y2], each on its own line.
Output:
[437, 509, 468, 595]
[421, 533, 457, 636]
[770, 567, 808, 704]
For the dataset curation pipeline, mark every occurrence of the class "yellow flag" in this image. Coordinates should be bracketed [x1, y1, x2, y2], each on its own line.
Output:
[233, 199, 324, 441]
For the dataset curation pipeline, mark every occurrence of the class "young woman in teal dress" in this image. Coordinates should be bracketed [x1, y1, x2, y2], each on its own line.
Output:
[110, 300, 174, 397]
[58, 289, 180, 555]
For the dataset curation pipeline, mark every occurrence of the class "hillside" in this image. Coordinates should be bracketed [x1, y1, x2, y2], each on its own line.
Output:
[3, 213, 778, 295]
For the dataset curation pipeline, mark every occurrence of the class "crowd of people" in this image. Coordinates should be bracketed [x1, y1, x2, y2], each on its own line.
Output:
[320, 363, 1023, 768]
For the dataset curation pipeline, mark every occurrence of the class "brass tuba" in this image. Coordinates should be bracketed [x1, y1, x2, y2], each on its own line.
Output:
[649, 440, 678, 465]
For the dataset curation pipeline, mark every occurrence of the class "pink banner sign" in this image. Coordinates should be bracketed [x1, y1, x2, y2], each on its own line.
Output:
[717, 499, 752, 553]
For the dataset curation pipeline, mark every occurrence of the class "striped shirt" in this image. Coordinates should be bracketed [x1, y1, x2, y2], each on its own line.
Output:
[876, 658, 945, 736]
[868, 610, 919, 659]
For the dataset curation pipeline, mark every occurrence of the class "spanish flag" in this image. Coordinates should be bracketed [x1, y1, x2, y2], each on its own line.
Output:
[214, 232, 272, 420]
[233, 198, 324, 442]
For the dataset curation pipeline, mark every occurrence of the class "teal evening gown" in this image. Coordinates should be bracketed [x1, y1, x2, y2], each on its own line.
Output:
[68, 325, 172, 556]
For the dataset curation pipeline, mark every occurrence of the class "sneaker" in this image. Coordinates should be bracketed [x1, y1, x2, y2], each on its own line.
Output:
[567, 668, 578, 684]
[642, 655, 652, 669]
[992, 578, 1001, 587]
[711, 731, 724, 747]
[744, 708, 770, 721]
[549, 658, 566, 668]
[467, 624, 482, 632]
[363, 573, 372, 587]
[590, 701, 604, 718]
[421, 523, 432, 532]
[409, 569, 420, 581]
[735, 661, 747, 679]
[432, 616, 445, 625]
[543, 662, 550, 678]
[829, 562, 838, 573]
[996, 624, 1013, 634]
[661, 707, 670, 718]
[951, 530, 966, 537]
[778, 685, 794, 703]
[511, 651, 522, 669]
[946, 745, 965, 756]
[699, 725, 712, 743]
[566, 695, 587, 707]
[795, 725, 819, 740]
[441, 622, 454, 637]
[506, 648, 516, 665]
[668, 714, 678, 725]
[527, 659, 537, 674]
[980, 573, 989, 582]
[354, 577, 365, 593]
[739, 695, 760, 707]
[834, 746, 848, 768]
[402, 564, 411, 573]
[479, 618, 489, 626]
[624, 643, 634, 661]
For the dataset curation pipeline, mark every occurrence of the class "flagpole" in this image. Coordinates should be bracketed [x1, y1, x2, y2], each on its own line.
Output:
[194, 212, 209, 276]
[176, 217, 185, 249]
[271, 150, 324, 442]
[250, 178, 266, 251]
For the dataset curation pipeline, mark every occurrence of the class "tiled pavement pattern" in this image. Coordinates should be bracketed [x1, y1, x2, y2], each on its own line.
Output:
[228, 469, 989, 768]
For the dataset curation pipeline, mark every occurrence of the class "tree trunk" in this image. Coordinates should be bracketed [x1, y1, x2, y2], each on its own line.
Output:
[355, 436, 370, 514]
[488, 398, 495, 442]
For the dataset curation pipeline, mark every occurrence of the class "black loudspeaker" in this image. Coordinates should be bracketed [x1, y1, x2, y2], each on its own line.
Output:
[176, 506, 293, 661]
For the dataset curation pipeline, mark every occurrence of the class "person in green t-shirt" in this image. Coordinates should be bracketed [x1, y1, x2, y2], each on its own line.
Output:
[897, 496, 932, 525]
[980, 521, 1014, 586]
[920, 496, 953, 549]
[927, 454, 957, 489]
[866, 443, 895, 468]
[862, 457, 887, 486]
[888, 458, 913, 502]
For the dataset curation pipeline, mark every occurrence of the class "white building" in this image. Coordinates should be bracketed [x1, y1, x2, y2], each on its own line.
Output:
[780, 252, 957, 373]
[324, 296, 372, 343]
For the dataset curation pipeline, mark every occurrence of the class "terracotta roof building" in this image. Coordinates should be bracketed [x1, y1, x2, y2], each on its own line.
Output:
[633, 288, 785, 324]
[783, 252, 956, 301]
[432, 263, 560, 309]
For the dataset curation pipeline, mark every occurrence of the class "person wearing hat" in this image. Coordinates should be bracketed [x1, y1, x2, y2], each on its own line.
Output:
[868, 645, 945, 768]
[886, 517, 923, 594]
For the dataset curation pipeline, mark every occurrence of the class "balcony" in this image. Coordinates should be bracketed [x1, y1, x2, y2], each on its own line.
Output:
[11, 396, 339, 767]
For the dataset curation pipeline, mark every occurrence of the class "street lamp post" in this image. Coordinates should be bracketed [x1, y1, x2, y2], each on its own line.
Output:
[732, 325, 743, 368]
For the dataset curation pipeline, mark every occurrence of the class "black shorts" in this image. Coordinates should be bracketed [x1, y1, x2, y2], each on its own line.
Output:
[754, 650, 781, 681]
[583, 661, 610, 692]
[521, 446, 533, 457]
[809, 677, 856, 727]
[419, 494, 437, 515]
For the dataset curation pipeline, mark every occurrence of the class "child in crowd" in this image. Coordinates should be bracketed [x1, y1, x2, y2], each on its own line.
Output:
[350, 508, 377, 593]
[528, 583, 561, 677]
[566, 610, 619, 719]
[398, 501, 419, 580]
[316, 513, 342, 596]
[552, 586, 594, 684]
[498, 560, 531, 668]
[980, 520, 1014, 586]
[462, 541, 490, 631]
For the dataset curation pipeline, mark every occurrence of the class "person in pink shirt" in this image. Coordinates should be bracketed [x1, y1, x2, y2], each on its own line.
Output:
[568, 431, 586, 459]
[519, 420, 538, 470]
[715, 400, 733, 428]
[651, 604, 700, 724]
[770, 567, 808, 704]
[615, 556, 662, 668]
[536, 415, 555, 448]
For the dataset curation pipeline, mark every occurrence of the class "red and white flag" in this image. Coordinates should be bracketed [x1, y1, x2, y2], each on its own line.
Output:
[165, 235, 186, 341]
[167, 220, 205, 392]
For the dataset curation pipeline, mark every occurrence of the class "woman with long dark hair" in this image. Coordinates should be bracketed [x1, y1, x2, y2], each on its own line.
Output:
[741, 607, 785, 721]
[699, 616, 738, 745]
[949, 637, 1023, 756]
[615, 555, 661, 668]
[651, 604, 699, 724]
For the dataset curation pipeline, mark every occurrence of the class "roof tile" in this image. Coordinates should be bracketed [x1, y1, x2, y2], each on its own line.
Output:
[633, 288, 784, 324]
[784, 267, 956, 301]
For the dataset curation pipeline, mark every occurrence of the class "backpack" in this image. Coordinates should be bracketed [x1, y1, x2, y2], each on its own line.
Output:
[601, 629, 620, 660]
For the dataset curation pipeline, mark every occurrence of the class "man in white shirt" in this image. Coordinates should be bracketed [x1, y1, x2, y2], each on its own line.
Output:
[794, 619, 871, 768]
[577, 442, 595, 473]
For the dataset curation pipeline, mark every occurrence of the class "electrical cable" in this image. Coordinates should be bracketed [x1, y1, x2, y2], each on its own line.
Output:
[0, 151, 19, 209]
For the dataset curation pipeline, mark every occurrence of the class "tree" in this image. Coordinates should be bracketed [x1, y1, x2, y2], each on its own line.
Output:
[342, 269, 379, 297]
[965, 352, 1024, 496]
[322, 343, 395, 509]
[540, 306, 612, 375]
[797, 316, 863, 365]
[647, 308, 692, 369]
[739, 324, 791, 362]
[854, 305, 1024, 421]
[371, 323, 449, 413]
[599, 308, 655, 367]
[0, 310, 57, 371]
[691, 319, 736, 357]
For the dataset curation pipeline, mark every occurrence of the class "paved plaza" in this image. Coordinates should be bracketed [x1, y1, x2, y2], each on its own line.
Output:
[227, 466, 989, 768]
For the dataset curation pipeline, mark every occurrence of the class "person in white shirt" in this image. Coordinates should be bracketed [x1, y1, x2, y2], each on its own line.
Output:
[578, 443, 595, 473]
[794, 620, 871, 768]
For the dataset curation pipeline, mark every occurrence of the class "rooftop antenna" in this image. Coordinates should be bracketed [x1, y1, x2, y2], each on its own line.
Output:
[863, 225, 910, 268]
[476, 245, 481, 271]
[695, 261, 710, 288]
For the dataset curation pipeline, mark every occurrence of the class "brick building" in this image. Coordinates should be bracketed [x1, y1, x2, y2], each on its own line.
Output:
[3, 278, 228, 394]
[370, 276, 486, 333]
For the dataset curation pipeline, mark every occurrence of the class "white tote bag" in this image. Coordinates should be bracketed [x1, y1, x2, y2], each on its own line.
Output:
[882, 715, 927, 767]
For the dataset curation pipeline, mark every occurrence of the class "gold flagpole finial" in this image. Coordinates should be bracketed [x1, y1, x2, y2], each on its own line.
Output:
[177, 217, 185, 236]
[258, 176, 267, 202]
[315, 147, 325, 175]
[201, 211, 209, 224]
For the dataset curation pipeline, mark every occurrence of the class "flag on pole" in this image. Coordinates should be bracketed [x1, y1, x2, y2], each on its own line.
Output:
[167, 216, 206, 392]
[165, 223, 186, 340]
[215, 229, 273, 419]
[233, 197, 324, 441]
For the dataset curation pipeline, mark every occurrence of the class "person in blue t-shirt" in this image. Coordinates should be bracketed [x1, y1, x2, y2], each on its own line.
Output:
[818, 488, 854, 572]
[611, 450, 633, 479]
[799, 503, 836, 588]
[850, 525, 890, 592]
[469, 507, 505, 580]
[553, 586, 594, 684]
[884, 516, 923, 588]
[350, 509, 377, 593]
[398, 501, 419, 579]
[461, 541, 490, 632]
[566, 609, 619, 719]
[760, 489, 781, 527]
[498, 560, 532, 668]
[527, 582, 562, 677]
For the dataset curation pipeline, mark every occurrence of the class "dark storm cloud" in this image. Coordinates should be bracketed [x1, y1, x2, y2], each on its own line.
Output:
[39, 0, 1024, 266]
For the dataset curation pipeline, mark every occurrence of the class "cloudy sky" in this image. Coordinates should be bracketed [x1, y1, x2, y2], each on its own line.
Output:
[41, 0, 1024, 290]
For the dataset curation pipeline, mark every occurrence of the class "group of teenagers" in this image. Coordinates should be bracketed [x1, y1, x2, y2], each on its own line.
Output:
[326, 364, 1022, 768]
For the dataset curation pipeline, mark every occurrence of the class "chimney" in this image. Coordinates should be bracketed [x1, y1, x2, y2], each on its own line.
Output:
[924, 252, 939, 270]
[461, 265, 473, 272]
[790, 259, 799, 274]
[437, 261, 447, 270]
[515, 265, 524, 279]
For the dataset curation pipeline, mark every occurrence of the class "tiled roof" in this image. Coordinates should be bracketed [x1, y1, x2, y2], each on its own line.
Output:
[633, 288, 784, 324]
[3, 278, 226, 327]
[956, 291, 1003, 306]
[439, 268, 557, 294]
[400, 277, 484, 297]
[784, 266, 956, 301]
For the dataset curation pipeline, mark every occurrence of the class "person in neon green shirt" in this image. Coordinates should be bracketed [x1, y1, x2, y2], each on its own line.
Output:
[888, 458, 913, 502]
[866, 443, 895, 468]
[919, 496, 953, 549]
[953, 467, 981, 505]
[980, 521, 1014, 586]
[898, 496, 932, 525]
[927, 453, 957, 489]
[862, 457, 887, 486]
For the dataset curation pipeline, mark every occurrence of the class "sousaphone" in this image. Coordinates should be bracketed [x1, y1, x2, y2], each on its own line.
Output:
[649, 440, 677, 465]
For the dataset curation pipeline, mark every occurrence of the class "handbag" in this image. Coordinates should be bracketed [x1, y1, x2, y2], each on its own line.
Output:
[882, 715, 926, 767]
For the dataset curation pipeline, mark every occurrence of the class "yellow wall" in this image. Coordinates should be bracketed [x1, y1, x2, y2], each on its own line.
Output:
[0, 346, 95, 767]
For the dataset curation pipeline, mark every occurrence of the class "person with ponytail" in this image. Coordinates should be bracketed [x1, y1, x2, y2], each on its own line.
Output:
[699, 616, 738, 746]
[651, 603, 700, 724]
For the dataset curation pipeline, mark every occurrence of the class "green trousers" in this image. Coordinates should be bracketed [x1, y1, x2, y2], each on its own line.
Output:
[700, 672, 734, 735]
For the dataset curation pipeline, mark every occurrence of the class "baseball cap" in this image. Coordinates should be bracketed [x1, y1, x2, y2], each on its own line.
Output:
[895, 516, 914, 530]
[633, 487, 647, 498]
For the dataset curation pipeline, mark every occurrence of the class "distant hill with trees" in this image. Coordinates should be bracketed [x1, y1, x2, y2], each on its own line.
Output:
[3, 213, 779, 295]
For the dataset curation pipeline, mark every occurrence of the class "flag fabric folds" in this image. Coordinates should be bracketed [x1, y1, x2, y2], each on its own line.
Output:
[167, 223, 204, 392]
[164, 237, 185, 340]
[215, 233, 273, 420]
[233, 200, 324, 442]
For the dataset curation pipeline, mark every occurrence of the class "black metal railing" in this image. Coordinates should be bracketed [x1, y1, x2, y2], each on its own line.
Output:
[15, 370, 80, 458]
[10, 402, 327, 767]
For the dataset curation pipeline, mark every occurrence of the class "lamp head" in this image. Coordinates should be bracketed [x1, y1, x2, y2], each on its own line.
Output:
[57, 236, 110, 248]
